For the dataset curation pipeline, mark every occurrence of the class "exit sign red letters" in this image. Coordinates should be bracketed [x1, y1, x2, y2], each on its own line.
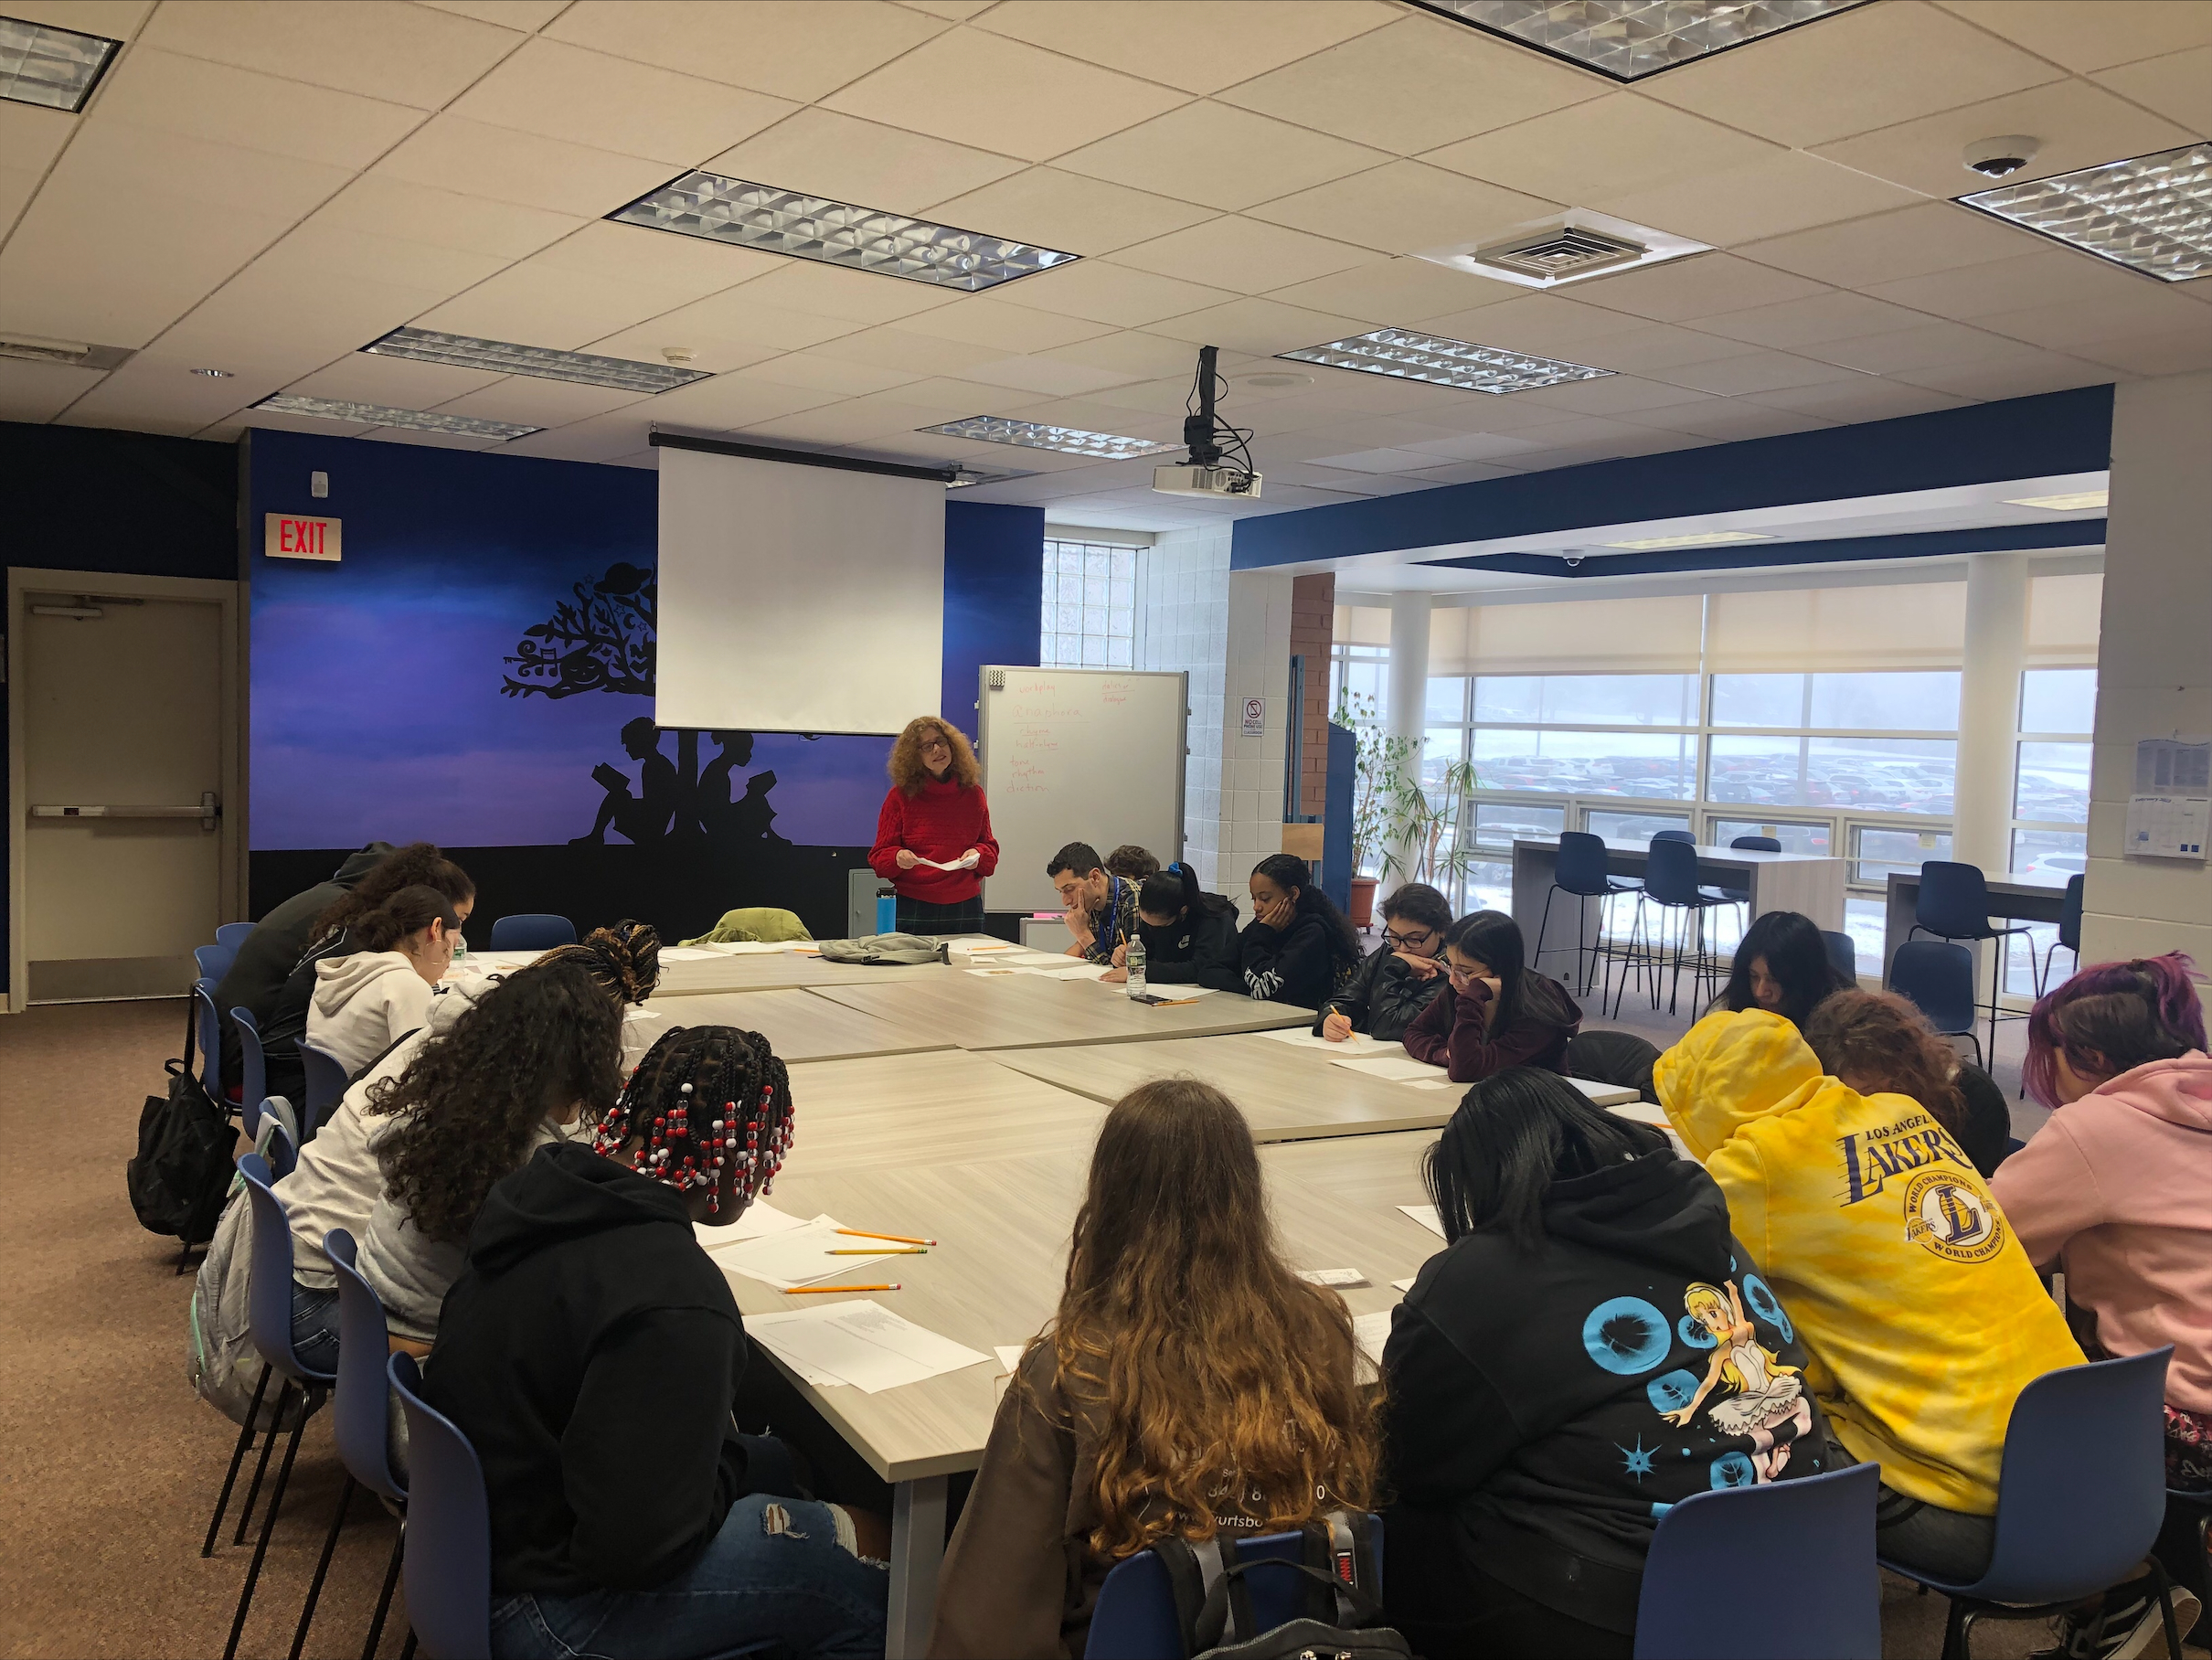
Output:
[266, 513, 342, 561]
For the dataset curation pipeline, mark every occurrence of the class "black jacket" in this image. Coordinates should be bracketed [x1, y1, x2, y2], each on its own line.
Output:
[260, 926, 361, 1068]
[1953, 1063, 2015, 1177]
[1313, 944, 1448, 1041]
[423, 1143, 772, 1595]
[212, 844, 390, 1071]
[1382, 1151, 1830, 1637]
[1135, 893, 1241, 991]
[1239, 910, 1349, 1008]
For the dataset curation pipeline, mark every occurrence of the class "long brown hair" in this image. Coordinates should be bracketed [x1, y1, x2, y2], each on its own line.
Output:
[1046, 1079, 1378, 1559]
[1803, 989, 1969, 1144]
[887, 716, 979, 794]
[313, 842, 473, 940]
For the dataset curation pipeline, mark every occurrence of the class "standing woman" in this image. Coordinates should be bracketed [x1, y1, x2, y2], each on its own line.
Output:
[869, 717, 999, 935]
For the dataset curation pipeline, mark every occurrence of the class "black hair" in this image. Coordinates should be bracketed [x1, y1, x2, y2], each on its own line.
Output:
[1378, 882, 1452, 937]
[354, 885, 460, 953]
[1139, 862, 1201, 921]
[594, 1025, 795, 1219]
[312, 842, 474, 940]
[532, 920, 662, 1006]
[1106, 844, 1161, 881]
[1717, 910, 1851, 1028]
[1250, 853, 1362, 970]
[1048, 841, 1105, 879]
[1443, 910, 1531, 1032]
[1424, 1067, 1664, 1252]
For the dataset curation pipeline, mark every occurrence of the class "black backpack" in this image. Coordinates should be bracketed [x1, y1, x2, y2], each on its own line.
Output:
[1148, 1512, 1411, 1660]
[126, 999, 239, 1265]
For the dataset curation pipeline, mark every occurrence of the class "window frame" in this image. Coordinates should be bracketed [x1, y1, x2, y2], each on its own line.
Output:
[1039, 537, 1141, 670]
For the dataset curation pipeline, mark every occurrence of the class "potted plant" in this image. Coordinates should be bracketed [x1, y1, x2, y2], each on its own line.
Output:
[1337, 692, 1484, 925]
[1335, 691, 1408, 929]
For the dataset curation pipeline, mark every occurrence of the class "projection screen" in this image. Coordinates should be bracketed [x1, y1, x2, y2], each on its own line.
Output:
[655, 444, 945, 734]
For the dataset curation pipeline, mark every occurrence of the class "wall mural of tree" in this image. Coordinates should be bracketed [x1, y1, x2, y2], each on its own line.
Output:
[501, 560, 655, 700]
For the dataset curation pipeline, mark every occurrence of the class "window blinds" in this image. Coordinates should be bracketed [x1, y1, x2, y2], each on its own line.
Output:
[1429, 594, 1704, 676]
[1705, 581, 1966, 672]
[2025, 572, 2102, 665]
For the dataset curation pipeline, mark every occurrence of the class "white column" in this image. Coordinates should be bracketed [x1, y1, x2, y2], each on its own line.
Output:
[1385, 591, 1431, 894]
[1953, 552, 2029, 877]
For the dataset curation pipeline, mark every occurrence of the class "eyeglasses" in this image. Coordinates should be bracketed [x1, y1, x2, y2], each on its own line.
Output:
[1383, 929, 1438, 950]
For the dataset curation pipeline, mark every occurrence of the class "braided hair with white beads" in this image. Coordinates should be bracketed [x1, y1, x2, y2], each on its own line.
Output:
[592, 1024, 794, 1217]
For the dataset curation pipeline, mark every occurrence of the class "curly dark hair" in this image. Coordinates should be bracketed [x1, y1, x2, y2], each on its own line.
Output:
[366, 961, 622, 1245]
[531, 920, 662, 1006]
[593, 1025, 795, 1219]
[313, 842, 475, 940]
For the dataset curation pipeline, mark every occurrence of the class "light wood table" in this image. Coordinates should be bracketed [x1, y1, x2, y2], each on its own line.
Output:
[1262, 1129, 1449, 1315]
[774, 1048, 1107, 1177]
[808, 968, 1313, 1050]
[646, 989, 952, 1064]
[454, 945, 946, 996]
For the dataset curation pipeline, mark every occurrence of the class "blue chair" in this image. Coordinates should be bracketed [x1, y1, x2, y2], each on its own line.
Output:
[1651, 828, 1696, 844]
[488, 913, 574, 951]
[1883, 1347, 2184, 1660]
[1538, 832, 1643, 1003]
[218, 921, 255, 950]
[389, 1352, 493, 1660]
[292, 1229, 409, 1660]
[194, 980, 233, 1108]
[1635, 1463, 1879, 1659]
[1911, 861, 2035, 1061]
[1821, 930, 1859, 984]
[1888, 940, 1984, 1068]
[299, 1041, 349, 1139]
[1086, 1522, 1385, 1658]
[196, 942, 237, 982]
[232, 1008, 268, 1142]
[220, 1155, 338, 1660]
[259, 1110, 298, 1181]
[1628, 837, 1736, 1017]
[2037, 872, 2084, 996]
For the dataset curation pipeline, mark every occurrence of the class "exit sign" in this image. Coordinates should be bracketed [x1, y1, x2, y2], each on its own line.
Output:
[266, 513, 341, 561]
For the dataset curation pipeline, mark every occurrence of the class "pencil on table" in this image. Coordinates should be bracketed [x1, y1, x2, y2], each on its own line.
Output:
[827, 1247, 926, 1255]
[835, 1228, 937, 1246]
[785, 1283, 900, 1293]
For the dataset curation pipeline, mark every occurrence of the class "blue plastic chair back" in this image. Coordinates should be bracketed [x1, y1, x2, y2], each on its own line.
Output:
[326, 1230, 407, 1505]
[488, 913, 574, 951]
[1731, 835, 1782, 853]
[389, 1353, 493, 1660]
[1642, 836, 1706, 907]
[2058, 872, 2084, 954]
[232, 1007, 267, 1141]
[195, 943, 236, 982]
[193, 980, 229, 1104]
[1087, 1523, 1385, 1658]
[1905, 1348, 2175, 1603]
[1888, 940, 1977, 1037]
[238, 1154, 334, 1387]
[1635, 1463, 1879, 1659]
[1820, 931, 1858, 982]
[299, 1042, 349, 1135]
[1651, 828, 1696, 845]
[217, 922, 256, 950]
[1556, 831, 1615, 898]
[1916, 860, 1995, 938]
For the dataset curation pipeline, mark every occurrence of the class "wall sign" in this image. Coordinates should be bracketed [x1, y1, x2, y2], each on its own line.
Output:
[266, 512, 340, 561]
[1242, 696, 1266, 737]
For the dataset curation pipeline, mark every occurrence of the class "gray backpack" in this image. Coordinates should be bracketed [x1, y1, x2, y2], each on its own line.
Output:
[815, 932, 949, 966]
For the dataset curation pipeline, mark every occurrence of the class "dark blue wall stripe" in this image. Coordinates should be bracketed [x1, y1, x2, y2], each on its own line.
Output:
[941, 500, 1043, 738]
[1230, 385, 2114, 570]
[1419, 517, 2105, 580]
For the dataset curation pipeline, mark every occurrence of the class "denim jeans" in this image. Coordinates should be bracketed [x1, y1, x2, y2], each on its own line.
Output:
[291, 1280, 341, 1376]
[489, 1493, 888, 1660]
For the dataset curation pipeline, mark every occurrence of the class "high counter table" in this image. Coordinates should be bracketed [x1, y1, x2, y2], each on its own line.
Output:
[1510, 837, 1846, 980]
[807, 969, 1313, 1050]
[1880, 869, 2067, 984]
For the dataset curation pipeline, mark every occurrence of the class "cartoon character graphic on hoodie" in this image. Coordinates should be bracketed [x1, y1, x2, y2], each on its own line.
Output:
[1662, 1280, 1812, 1481]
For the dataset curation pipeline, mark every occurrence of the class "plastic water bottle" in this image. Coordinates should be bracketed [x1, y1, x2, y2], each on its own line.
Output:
[1126, 934, 1147, 998]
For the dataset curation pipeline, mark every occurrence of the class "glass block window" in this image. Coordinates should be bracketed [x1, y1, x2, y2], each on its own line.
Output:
[1040, 539, 1137, 668]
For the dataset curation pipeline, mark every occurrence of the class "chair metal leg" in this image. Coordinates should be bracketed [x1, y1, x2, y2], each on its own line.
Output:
[399, 1630, 417, 1660]
[234, 1373, 291, 1543]
[205, 1362, 272, 1557]
[363, 1519, 404, 1660]
[1940, 1597, 1973, 1660]
[1537, 885, 1560, 987]
[291, 1473, 356, 1660]
[224, 1381, 310, 1660]
[2151, 1559, 2185, 1660]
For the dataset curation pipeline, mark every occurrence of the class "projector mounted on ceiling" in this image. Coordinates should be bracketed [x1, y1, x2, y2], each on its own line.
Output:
[1154, 346, 1262, 500]
[1420, 209, 1712, 291]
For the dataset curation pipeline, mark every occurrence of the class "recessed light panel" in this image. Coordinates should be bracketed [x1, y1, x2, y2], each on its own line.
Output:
[1281, 327, 1613, 395]
[611, 172, 1079, 292]
[362, 327, 708, 394]
[1961, 144, 2212, 283]
[0, 13, 122, 112]
[1414, 0, 1866, 81]
[1601, 530, 1773, 550]
[2005, 490, 2110, 511]
[918, 416, 1178, 460]
[256, 393, 541, 441]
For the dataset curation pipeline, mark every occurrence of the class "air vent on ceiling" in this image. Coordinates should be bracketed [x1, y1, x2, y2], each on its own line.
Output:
[1473, 224, 1647, 281]
[0, 334, 134, 370]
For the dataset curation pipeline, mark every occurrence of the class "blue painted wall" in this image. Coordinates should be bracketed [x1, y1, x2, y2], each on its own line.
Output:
[941, 500, 1044, 741]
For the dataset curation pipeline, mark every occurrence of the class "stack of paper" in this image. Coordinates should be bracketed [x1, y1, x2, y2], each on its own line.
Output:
[1390, 1276, 1417, 1293]
[694, 1198, 807, 1250]
[1330, 1055, 1456, 1091]
[1352, 1309, 1395, 1380]
[1259, 1027, 1403, 1058]
[702, 1213, 898, 1288]
[744, 1301, 993, 1394]
[1298, 1267, 1370, 1288]
[910, 850, 981, 871]
[1397, 1204, 1446, 1240]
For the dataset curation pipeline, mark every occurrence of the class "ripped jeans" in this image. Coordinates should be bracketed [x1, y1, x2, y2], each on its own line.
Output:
[489, 1493, 887, 1660]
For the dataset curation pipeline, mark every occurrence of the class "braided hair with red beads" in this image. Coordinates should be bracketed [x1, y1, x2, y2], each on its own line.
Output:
[592, 1025, 794, 1217]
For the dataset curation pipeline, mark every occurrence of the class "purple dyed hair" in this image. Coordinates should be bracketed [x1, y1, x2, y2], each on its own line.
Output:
[2023, 952, 2207, 1107]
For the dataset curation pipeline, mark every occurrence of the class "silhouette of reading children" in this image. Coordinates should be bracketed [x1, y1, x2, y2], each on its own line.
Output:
[698, 729, 787, 846]
[574, 717, 680, 845]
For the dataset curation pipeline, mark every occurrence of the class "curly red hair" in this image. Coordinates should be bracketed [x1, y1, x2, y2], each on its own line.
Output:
[887, 716, 980, 795]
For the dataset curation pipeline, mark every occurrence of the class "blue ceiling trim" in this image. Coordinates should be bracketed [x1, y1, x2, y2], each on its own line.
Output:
[1416, 517, 2105, 580]
[1229, 384, 2113, 570]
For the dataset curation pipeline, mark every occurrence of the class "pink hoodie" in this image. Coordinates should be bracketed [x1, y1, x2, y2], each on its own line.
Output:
[1989, 1053, 2212, 1413]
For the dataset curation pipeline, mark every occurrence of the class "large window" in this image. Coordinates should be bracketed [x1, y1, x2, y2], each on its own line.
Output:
[2004, 665, 2096, 991]
[1040, 538, 1136, 668]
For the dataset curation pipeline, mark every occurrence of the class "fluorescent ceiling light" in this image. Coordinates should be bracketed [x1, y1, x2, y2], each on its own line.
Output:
[256, 393, 541, 442]
[918, 416, 1178, 460]
[1601, 530, 1773, 550]
[1414, 0, 1866, 81]
[611, 172, 1079, 293]
[2004, 490, 2109, 511]
[362, 326, 708, 394]
[0, 13, 122, 112]
[1961, 144, 2212, 283]
[1281, 327, 1612, 395]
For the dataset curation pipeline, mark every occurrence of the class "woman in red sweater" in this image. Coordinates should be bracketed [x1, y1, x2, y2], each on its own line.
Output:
[869, 717, 999, 935]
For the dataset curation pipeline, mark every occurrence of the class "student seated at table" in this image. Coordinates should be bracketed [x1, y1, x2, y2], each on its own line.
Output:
[303, 885, 459, 1078]
[1239, 852, 1363, 1008]
[1316, 881, 1451, 1043]
[1656, 1008, 2085, 1582]
[1382, 1068, 1831, 1658]
[1803, 989, 2012, 1177]
[1403, 910, 1580, 1083]
[1101, 861, 1239, 991]
[1711, 909, 1849, 1031]
[532, 920, 668, 1081]
[928, 1078, 1378, 1658]
[213, 840, 398, 1080]
[426, 1024, 890, 1660]
[1104, 843, 1159, 882]
[1048, 841, 1137, 964]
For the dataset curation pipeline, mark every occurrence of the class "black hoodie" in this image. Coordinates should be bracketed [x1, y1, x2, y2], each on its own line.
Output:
[213, 843, 391, 1074]
[423, 1142, 768, 1595]
[1380, 1152, 1830, 1637]
[1239, 910, 1351, 1007]
[1134, 891, 1242, 991]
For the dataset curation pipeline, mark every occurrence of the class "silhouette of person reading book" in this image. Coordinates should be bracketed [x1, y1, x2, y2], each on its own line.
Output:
[574, 717, 679, 845]
[697, 729, 789, 846]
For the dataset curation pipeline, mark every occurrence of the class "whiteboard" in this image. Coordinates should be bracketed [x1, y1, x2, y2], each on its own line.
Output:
[977, 666, 1187, 913]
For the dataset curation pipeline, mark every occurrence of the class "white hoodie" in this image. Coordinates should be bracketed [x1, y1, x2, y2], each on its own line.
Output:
[307, 950, 439, 1078]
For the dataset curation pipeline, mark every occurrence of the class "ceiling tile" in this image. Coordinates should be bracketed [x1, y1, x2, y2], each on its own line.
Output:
[1640, 1, 2063, 149]
[739, 394, 980, 445]
[1862, 249, 2171, 320]
[1791, 319, 2043, 375]
[78, 46, 428, 171]
[1571, 252, 1830, 324]
[946, 354, 1159, 398]
[823, 28, 1188, 162]
[497, 409, 665, 462]
[1888, 352, 2121, 399]
[1934, 2, 2212, 74]
[1112, 216, 1380, 293]
[1399, 428, 1554, 461]
[411, 261, 718, 352]
[1270, 256, 1520, 327]
[575, 325, 783, 378]
[699, 109, 1025, 218]
[1413, 292, 1652, 356]
[1556, 322, 1763, 375]
[1732, 202, 2032, 290]
[971, 1, 1395, 95]
[808, 326, 1000, 378]
[1420, 92, 1781, 206]
[6, 3, 153, 39]
[1644, 351, 1865, 396]
[622, 372, 841, 431]
[1695, 290, 1933, 349]
[600, 287, 866, 356]
[0, 101, 74, 180]
[373, 116, 677, 218]
[728, 260, 962, 325]
[530, 219, 783, 299]
[1247, 160, 1555, 258]
[2092, 46, 2212, 135]
[862, 376, 1038, 416]
[1973, 283, 2212, 350]
[354, 423, 508, 452]
[447, 37, 796, 165]
[2067, 325, 2212, 377]
[1740, 380, 1973, 421]
[922, 167, 1214, 257]
[0, 356, 102, 422]
[0, 160, 47, 240]
[153, 263, 456, 375]
[1505, 374, 1713, 416]
[135, 0, 526, 109]
[1034, 330, 1213, 382]
[417, 0, 570, 29]
[243, 219, 512, 297]
[994, 261, 1236, 327]
[1588, 151, 1926, 250]
[1056, 101, 1388, 215]
[1305, 446, 1445, 474]
[282, 352, 505, 408]
[546, 1, 948, 103]
[302, 177, 581, 271]
[901, 1, 994, 19]
[1147, 295, 1377, 357]
[888, 298, 1113, 355]
[432, 378, 653, 424]
[714, 352, 925, 397]
[1622, 402, 1834, 441]
[65, 354, 279, 431]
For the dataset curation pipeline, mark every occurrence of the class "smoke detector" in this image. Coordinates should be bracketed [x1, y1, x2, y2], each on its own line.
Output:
[1963, 136, 2040, 179]
[661, 346, 697, 364]
[1419, 209, 1711, 291]
[0, 333, 134, 370]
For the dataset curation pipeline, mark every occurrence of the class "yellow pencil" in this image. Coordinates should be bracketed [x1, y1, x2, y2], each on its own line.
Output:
[827, 1247, 926, 1255]
[835, 1228, 938, 1246]
[784, 1282, 899, 1293]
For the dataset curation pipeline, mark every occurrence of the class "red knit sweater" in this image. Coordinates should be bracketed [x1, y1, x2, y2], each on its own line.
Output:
[869, 779, 1000, 903]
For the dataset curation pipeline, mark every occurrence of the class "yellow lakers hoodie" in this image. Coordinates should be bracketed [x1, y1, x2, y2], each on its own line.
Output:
[1654, 1009, 2083, 1515]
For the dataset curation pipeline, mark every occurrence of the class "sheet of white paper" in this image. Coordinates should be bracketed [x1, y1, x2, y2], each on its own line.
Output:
[708, 1215, 895, 1288]
[1259, 1027, 1402, 1057]
[1390, 1276, 1417, 1293]
[1398, 1204, 1446, 1240]
[1352, 1310, 1394, 1380]
[994, 1345, 1026, 1373]
[694, 1199, 808, 1251]
[1297, 1268, 1369, 1288]
[738, 1308, 845, 1387]
[1568, 1075, 1641, 1107]
[747, 1301, 991, 1394]
[912, 850, 981, 871]
[1402, 1078, 1457, 1091]
[1032, 963, 1111, 981]
[1609, 1100, 1670, 1125]
[1137, 985, 1218, 1001]
[656, 946, 724, 961]
[699, 941, 809, 955]
[1331, 1055, 1452, 1085]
